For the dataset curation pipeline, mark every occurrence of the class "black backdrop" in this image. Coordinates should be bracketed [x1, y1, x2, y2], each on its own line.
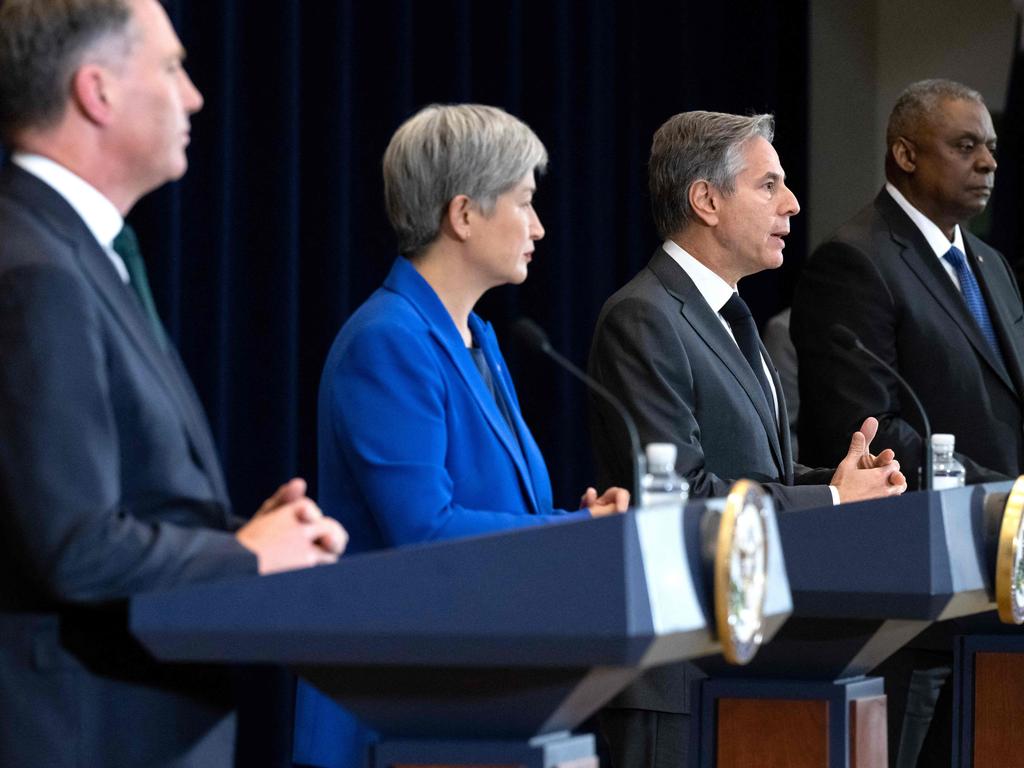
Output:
[126, 0, 812, 515]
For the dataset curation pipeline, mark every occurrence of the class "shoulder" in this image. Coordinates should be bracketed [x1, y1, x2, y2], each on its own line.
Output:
[323, 287, 443, 381]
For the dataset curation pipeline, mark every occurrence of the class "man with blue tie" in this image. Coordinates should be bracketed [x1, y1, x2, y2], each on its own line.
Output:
[791, 79, 1024, 768]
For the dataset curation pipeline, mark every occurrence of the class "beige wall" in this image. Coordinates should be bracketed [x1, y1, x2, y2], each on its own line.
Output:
[809, 0, 1018, 248]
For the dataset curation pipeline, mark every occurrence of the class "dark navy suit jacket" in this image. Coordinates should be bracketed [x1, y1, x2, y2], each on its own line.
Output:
[792, 188, 1024, 485]
[293, 256, 588, 767]
[0, 163, 256, 767]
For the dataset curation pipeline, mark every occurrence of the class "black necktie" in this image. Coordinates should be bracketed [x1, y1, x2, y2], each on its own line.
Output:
[112, 224, 167, 349]
[720, 293, 774, 418]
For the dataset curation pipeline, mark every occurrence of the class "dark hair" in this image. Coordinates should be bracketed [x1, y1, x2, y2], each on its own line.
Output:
[886, 78, 985, 150]
[649, 111, 774, 239]
[0, 0, 134, 145]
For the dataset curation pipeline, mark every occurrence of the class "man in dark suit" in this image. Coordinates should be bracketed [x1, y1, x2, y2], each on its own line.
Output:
[0, 1, 347, 765]
[588, 110, 907, 767]
[791, 79, 1024, 768]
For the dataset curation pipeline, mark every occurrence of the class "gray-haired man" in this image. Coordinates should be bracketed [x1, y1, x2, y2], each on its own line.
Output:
[587, 110, 906, 766]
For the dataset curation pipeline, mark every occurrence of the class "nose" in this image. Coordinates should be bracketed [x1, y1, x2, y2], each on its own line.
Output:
[978, 144, 997, 173]
[181, 68, 204, 114]
[781, 183, 800, 216]
[530, 207, 545, 241]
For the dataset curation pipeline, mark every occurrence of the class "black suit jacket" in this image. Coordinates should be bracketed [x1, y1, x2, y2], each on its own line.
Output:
[792, 188, 1024, 486]
[0, 163, 257, 767]
[588, 246, 832, 713]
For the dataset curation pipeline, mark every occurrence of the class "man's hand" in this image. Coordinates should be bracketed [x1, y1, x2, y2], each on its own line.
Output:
[254, 477, 309, 517]
[580, 486, 631, 517]
[237, 481, 348, 574]
[830, 418, 908, 502]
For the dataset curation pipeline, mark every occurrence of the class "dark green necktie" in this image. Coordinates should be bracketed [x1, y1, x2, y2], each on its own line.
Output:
[112, 224, 167, 349]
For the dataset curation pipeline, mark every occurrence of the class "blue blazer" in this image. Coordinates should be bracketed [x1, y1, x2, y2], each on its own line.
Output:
[293, 256, 588, 767]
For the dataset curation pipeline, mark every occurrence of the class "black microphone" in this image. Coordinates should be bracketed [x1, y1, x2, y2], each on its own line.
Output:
[829, 323, 933, 490]
[511, 318, 646, 502]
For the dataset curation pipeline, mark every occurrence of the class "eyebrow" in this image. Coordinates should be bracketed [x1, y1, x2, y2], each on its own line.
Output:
[759, 171, 785, 183]
[953, 131, 997, 144]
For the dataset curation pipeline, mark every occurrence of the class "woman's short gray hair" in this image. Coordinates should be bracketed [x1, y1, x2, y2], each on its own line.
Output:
[383, 103, 548, 256]
[649, 111, 775, 239]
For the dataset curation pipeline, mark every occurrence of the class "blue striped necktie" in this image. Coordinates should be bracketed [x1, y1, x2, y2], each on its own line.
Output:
[942, 246, 1001, 360]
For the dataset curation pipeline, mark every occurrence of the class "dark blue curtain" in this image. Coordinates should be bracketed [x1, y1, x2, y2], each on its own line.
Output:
[131, 0, 810, 518]
[124, 3, 809, 764]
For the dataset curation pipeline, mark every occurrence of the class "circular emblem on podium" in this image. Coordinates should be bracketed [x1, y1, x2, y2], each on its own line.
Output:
[715, 479, 769, 664]
[996, 476, 1024, 624]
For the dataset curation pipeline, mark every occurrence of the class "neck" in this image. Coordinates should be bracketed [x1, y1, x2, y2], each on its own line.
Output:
[17, 129, 142, 216]
[890, 178, 957, 241]
[670, 229, 741, 288]
[410, 246, 485, 346]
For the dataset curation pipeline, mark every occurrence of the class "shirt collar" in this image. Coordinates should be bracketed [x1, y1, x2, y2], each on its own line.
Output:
[661, 238, 737, 313]
[12, 152, 124, 249]
[885, 181, 965, 257]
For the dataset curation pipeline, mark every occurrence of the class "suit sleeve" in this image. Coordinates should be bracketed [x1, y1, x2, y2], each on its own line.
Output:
[323, 320, 587, 547]
[0, 264, 254, 605]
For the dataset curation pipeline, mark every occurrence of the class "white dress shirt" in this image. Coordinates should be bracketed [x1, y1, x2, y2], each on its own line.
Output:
[12, 152, 129, 283]
[886, 181, 969, 292]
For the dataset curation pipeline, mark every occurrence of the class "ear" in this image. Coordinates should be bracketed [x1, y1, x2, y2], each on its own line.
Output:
[443, 194, 474, 242]
[890, 137, 916, 174]
[70, 64, 115, 127]
[688, 179, 719, 226]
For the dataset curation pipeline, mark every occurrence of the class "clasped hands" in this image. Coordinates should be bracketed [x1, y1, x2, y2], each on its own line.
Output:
[236, 478, 348, 574]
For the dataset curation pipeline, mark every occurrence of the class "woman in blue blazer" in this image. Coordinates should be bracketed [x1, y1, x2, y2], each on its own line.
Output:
[293, 104, 629, 768]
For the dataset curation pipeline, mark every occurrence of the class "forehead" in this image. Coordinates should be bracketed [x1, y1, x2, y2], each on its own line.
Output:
[924, 98, 995, 138]
[128, 0, 185, 53]
[736, 136, 784, 178]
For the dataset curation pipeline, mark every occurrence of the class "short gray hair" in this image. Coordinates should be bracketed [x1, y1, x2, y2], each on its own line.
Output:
[886, 78, 985, 148]
[382, 103, 548, 256]
[649, 111, 775, 239]
[0, 0, 135, 146]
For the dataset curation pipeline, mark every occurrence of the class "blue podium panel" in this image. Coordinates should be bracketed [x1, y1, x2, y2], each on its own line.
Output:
[132, 504, 792, 740]
[696, 483, 1014, 681]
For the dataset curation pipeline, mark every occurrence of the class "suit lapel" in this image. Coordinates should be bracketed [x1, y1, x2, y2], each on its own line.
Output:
[965, 234, 1024, 395]
[648, 249, 787, 478]
[878, 192, 1014, 392]
[385, 259, 541, 514]
[3, 166, 229, 502]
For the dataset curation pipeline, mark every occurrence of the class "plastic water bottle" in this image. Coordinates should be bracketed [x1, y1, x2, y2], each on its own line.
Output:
[640, 443, 690, 510]
[931, 433, 966, 490]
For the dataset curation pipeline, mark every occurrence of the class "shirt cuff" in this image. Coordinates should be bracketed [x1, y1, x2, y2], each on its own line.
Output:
[828, 485, 840, 505]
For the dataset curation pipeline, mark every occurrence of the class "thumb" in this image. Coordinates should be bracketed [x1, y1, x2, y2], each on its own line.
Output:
[580, 487, 597, 509]
[846, 430, 866, 460]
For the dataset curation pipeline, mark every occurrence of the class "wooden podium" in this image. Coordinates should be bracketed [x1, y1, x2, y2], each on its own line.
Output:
[131, 493, 792, 768]
[949, 478, 1024, 768]
[693, 481, 1017, 768]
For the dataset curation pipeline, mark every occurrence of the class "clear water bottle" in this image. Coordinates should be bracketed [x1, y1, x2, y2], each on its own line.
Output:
[641, 443, 690, 510]
[931, 433, 966, 490]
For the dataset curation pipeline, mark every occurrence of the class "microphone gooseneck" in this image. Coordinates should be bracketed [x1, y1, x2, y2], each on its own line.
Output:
[511, 318, 646, 502]
[829, 324, 933, 490]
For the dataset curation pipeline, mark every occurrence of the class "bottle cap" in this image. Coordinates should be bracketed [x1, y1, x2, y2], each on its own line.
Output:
[931, 433, 955, 449]
[645, 442, 677, 466]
